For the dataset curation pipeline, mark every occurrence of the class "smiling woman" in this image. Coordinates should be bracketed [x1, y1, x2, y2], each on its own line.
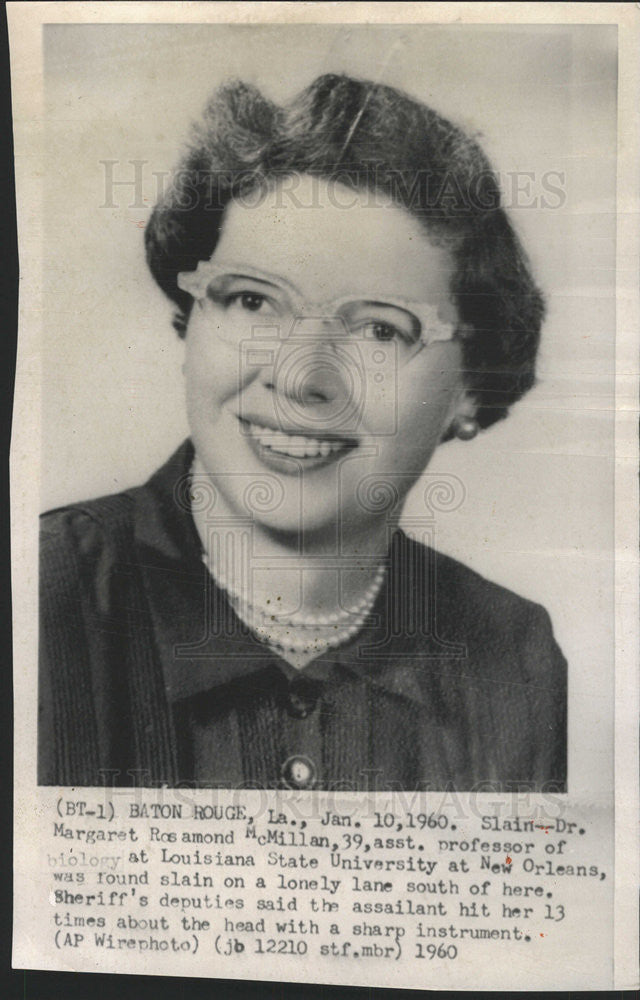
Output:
[181, 177, 462, 541]
[38, 74, 567, 791]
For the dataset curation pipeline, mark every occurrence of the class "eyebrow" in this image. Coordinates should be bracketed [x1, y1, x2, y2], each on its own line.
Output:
[209, 261, 429, 313]
[210, 261, 302, 296]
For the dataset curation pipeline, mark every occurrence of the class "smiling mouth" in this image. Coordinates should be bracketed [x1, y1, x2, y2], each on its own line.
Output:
[238, 418, 356, 459]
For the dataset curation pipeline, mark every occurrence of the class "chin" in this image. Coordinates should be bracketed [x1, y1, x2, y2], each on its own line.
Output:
[253, 503, 339, 541]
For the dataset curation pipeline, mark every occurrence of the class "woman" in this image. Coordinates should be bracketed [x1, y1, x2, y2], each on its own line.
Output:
[39, 74, 567, 791]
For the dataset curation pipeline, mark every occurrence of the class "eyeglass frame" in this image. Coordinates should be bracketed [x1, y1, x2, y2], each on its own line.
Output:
[176, 258, 460, 366]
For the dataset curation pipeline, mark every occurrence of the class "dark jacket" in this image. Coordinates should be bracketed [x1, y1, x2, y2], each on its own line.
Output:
[39, 440, 567, 790]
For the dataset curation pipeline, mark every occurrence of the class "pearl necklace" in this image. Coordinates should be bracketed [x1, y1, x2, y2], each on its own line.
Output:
[190, 456, 387, 655]
[203, 555, 387, 654]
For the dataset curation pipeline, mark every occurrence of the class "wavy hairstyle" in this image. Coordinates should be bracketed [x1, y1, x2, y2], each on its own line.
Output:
[145, 73, 545, 430]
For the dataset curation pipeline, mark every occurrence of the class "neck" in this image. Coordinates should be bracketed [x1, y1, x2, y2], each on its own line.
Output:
[191, 461, 396, 620]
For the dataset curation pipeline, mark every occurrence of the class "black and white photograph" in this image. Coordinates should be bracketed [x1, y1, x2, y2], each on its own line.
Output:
[9, 3, 638, 993]
[34, 22, 588, 792]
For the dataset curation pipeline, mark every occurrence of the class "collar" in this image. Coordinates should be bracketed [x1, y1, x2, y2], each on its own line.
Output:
[132, 439, 464, 709]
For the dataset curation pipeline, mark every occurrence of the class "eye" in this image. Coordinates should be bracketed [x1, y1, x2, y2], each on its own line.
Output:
[234, 292, 267, 312]
[223, 290, 283, 319]
[346, 304, 420, 345]
[365, 320, 404, 343]
[206, 278, 284, 319]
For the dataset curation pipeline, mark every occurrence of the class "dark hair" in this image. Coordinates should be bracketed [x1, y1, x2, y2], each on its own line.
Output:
[145, 73, 545, 430]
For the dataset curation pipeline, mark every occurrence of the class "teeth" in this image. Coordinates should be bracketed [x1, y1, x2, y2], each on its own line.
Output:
[245, 422, 348, 458]
[288, 436, 307, 458]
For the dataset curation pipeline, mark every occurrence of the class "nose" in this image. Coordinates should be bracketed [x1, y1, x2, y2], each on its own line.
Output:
[263, 317, 349, 406]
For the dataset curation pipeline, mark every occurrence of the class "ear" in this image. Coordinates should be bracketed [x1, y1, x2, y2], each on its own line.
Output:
[442, 389, 477, 439]
[445, 388, 478, 432]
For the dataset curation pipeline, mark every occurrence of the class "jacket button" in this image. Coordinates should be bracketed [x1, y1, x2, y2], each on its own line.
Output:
[281, 755, 316, 789]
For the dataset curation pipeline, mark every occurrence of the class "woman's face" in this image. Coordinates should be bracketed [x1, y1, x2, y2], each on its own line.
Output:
[183, 175, 467, 540]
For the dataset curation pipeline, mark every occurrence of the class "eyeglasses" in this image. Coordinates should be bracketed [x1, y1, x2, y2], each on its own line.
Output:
[177, 260, 457, 368]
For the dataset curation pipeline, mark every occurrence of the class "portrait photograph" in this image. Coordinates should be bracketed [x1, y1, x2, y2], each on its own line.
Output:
[9, 5, 638, 995]
[31, 20, 620, 794]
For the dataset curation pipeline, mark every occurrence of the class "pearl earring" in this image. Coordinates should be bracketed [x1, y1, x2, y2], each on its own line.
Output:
[453, 415, 479, 441]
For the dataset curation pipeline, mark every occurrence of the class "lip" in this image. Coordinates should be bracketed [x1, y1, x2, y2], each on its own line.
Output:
[237, 416, 357, 474]
[238, 412, 357, 443]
